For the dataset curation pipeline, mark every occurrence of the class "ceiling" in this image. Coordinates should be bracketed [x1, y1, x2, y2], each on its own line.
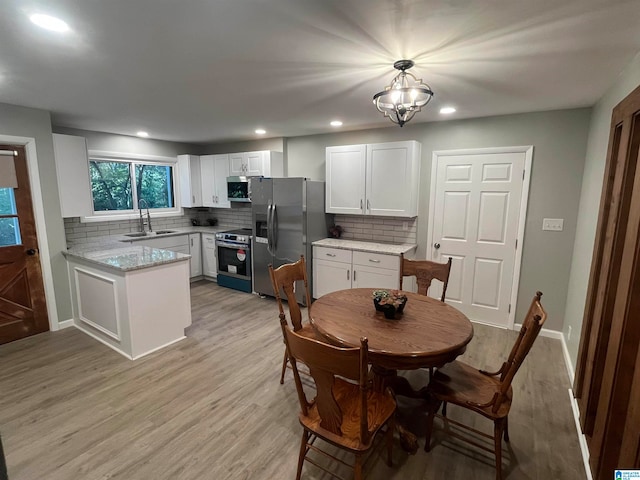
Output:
[1, 0, 640, 144]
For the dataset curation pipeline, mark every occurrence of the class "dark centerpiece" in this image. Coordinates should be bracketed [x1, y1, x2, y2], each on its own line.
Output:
[372, 289, 408, 319]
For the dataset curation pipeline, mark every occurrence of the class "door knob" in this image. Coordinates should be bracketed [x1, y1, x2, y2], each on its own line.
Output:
[434, 243, 441, 249]
[26, 248, 37, 255]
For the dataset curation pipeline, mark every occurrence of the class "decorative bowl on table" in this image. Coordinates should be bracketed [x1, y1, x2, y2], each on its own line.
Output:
[372, 290, 408, 320]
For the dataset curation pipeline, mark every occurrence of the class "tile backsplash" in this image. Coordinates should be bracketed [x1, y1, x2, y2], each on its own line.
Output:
[63, 204, 253, 245]
[333, 215, 417, 244]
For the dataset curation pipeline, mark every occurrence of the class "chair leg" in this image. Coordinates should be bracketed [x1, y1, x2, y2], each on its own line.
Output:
[296, 430, 309, 480]
[494, 419, 505, 480]
[504, 416, 510, 443]
[354, 454, 363, 480]
[280, 349, 288, 384]
[385, 417, 394, 467]
[442, 401, 447, 418]
[424, 401, 438, 452]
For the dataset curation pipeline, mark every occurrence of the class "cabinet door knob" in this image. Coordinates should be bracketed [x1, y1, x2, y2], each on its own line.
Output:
[326, 253, 336, 257]
[360, 199, 363, 210]
[434, 242, 441, 249]
[347, 269, 349, 280]
[192, 195, 195, 203]
[26, 248, 37, 256]
[368, 259, 380, 263]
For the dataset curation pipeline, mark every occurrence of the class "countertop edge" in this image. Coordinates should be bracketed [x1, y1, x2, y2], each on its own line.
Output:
[63, 247, 191, 273]
[312, 238, 417, 256]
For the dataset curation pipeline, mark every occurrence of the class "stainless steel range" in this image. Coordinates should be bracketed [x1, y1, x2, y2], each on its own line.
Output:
[215, 228, 252, 293]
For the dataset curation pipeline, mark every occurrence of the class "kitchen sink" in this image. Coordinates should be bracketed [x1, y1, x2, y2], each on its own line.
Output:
[154, 230, 177, 235]
[124, 232, 149, 238]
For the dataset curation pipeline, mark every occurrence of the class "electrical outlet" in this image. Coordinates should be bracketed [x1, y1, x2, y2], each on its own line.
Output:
[402, 221, 409, 231]
[542, 218, 564, 231]
[568, 326, 572, 341]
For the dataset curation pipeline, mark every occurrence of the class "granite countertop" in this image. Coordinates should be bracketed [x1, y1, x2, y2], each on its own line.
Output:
[312, 238, 417, 255]
[63, 245, 190, 272]
[64, 225, 239, 271]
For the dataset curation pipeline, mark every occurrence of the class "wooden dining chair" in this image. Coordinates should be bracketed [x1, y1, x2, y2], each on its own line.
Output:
[280, 317, 396, 480]
[399, 254, 452, 302]
[424, 291, 547, 480]
[269, 255, 316, 384]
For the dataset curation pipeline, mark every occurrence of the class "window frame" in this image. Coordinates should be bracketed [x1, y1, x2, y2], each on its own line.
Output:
[82, 150, 181, 223]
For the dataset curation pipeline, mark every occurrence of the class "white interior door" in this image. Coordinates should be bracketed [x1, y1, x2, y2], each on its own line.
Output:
[429, 147, 531, 328]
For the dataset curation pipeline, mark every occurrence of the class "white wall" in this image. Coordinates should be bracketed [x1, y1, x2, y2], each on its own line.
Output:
[563, 52, 640, 370]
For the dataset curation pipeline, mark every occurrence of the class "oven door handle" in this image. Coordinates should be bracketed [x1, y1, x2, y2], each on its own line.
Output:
[215, 241, 249, 249]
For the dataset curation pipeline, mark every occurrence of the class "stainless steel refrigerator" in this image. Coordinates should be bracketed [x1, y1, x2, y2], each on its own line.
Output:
[250, 177, 331, 305]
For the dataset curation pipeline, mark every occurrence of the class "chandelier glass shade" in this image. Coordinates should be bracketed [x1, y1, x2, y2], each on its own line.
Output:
[373, 60, 433, 127]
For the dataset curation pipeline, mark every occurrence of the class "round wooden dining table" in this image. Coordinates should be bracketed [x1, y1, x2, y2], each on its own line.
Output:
[310, 288, 474, 371]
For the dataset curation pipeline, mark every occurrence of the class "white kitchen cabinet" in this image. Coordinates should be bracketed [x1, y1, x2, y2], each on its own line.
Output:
[52, 133, 93, 217]
[325, 141, 421, 217]
[200, 154, 230, 208]
[177, 154, 202, 207]
[202, 233, 217, 278]
[189, 233, 202, 277]
[229, 151, 284, 177]
[312, 246, 399, 298]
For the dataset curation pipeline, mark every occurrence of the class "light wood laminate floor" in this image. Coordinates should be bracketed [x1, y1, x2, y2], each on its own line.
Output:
[0, 282, 586, 480]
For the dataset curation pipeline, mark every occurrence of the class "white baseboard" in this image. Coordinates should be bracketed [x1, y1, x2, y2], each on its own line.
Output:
[560, 333, 575, 385]
[514, 324, 563, 340]
[56, 319, 74, 330]
[73, 323, 133, 360]
[568, 389, 593, 480]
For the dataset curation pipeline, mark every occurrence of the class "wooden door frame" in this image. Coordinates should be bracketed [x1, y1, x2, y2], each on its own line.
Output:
[0, 134, 60, 330]
[427, 146, 533, 329]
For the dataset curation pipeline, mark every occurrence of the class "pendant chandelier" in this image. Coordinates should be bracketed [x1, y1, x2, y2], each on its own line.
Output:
[373, 60, 433, 127]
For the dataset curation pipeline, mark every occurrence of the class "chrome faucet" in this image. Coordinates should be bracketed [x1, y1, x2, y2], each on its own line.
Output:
[138, 198, 152, 233]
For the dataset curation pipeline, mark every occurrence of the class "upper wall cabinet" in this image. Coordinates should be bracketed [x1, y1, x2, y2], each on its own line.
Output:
[177, 154, 202, 208]
[200, 154, 230, 208]
[229, 151, 284, 177]
[53, 133, 93, 217]
[326, 140, 421, 217]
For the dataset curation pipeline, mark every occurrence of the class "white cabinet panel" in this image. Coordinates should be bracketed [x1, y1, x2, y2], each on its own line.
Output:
[228, 151, 283, 177]
[53, 133, 93, 217]
[313, 258, 351, 298]
[200, 154, 230, 209]
[189, 233, 202, 277]
[352, 264, 398, 290]
[325, 141, 420, 217]
[177, 155, 202, 207]
[325, 145, 366, 215]
[202, 234, 217, 278]
[312, 246, 400, 298]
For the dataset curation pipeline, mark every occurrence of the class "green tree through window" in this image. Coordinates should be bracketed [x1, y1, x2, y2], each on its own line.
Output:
[89, 159, 175, 213]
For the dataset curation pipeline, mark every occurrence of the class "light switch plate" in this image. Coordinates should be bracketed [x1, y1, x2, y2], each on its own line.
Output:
[542, 218, 564, 231]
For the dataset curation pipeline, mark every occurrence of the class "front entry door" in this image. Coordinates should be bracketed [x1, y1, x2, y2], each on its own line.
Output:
[0, 145, 48, 344]
[429, 147, 530, 328]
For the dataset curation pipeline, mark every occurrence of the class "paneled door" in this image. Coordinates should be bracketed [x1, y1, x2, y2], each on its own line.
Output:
[0, 146, 48, 344]
[429, 147, 531, 328]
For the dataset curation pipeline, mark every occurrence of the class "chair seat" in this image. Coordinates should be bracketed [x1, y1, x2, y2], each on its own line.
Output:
[300, 378, 396, 452]
[427, 361, 512, 419]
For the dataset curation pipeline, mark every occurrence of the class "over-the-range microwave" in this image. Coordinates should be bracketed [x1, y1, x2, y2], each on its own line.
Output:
[226, 176, 254, 202]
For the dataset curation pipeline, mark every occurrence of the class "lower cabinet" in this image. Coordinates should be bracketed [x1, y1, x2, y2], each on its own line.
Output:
[312, 246, 400, 298]
[189, 234, 202, 277]
[202, 234, 217, 278]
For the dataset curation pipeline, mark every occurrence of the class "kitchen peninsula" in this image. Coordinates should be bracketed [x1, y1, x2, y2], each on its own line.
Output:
[63, 244, 192, 360]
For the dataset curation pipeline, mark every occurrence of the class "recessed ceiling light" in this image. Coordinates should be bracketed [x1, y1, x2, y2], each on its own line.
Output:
[29, 14, 70, 33]
[330, 120, 343, 127]
[255, 129, 266, 135]
[440, 106, 457, 115]
[136, 131, 149, 138]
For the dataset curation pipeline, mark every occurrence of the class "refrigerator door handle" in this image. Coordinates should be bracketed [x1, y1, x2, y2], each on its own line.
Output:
[267, 201, 273, 254]
[272, 204, 278, 251]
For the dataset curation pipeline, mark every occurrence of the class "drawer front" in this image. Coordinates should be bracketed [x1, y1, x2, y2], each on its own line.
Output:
[352, 250, 399, 271]
[142, 234, 189, 249]
[313, 246, 352, 264]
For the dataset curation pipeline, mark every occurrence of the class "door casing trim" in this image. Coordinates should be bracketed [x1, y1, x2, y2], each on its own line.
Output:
[427, 145, 533, 329]
[0, 134, 60, 330]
